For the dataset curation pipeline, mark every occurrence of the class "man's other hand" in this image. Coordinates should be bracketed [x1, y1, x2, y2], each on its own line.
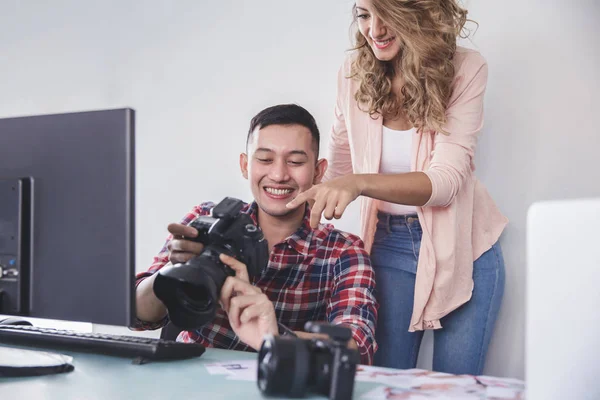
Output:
[166, 223, 204, 264]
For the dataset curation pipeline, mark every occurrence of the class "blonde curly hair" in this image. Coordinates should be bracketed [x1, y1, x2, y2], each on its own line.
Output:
[350, 0, 474, 133]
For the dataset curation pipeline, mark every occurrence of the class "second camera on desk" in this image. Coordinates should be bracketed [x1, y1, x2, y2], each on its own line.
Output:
[257, 322, 360, 400]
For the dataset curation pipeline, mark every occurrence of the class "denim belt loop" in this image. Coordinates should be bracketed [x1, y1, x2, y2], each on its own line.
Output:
[386, 213, 392, 234]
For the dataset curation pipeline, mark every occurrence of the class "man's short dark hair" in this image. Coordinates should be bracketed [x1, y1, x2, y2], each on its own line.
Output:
[247, 104, 320, 157]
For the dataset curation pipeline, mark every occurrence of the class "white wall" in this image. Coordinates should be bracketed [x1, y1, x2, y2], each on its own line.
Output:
[1, 0, 599, 379]
[458, 0, 600, 379]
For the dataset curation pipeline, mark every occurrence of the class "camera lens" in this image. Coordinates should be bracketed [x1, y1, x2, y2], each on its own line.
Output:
[177, 282, 213, 312]
[257, 336, 310, 398]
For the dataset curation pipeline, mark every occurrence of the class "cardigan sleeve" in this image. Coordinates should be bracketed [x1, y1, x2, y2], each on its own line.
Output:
[424, 52, 489, 207]
[323, 62, 354, 182]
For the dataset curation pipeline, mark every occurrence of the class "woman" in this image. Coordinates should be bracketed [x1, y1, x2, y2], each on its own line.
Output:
[286, 0, 508, 374]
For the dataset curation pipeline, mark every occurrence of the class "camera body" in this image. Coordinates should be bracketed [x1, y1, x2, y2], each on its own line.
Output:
[257, 322, 360, 400]
[153, 197, 269, 330]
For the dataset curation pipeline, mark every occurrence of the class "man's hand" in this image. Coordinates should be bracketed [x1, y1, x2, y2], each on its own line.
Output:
[286, 175, 364, 229]
[166, 223, 204, 264]
[219, 254, 250, 283]
[219, 255, 278, 350]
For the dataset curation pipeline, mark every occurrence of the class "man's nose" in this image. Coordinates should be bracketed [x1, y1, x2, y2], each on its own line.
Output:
[269, 160, 289, 182]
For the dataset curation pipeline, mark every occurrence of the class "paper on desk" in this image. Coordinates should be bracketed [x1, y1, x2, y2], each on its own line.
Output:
[485, 386, 522, 399]
[356, 365, 477, 389]
[204, 360, 257, 381]
[203, 360, 526, 398]
[205, 364, 234, 375]
[476, 375, 525, 390]
[225, 367, 257, 382]
[359, 369, 526, 400]
[355, 366, 416, 388]
[361, 385, 482, 400]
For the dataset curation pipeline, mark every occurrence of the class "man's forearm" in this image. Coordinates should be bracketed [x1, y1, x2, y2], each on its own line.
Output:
[135, 272, 168, 323]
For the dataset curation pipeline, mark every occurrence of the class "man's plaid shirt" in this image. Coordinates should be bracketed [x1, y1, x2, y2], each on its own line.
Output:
[133, 201, 378, 364]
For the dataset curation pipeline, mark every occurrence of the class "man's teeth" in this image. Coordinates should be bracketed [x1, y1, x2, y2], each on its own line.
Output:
[265, 188, 292, 195]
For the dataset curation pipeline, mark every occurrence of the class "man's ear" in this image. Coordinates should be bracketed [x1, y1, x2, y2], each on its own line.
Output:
[313, 158, 328, 184]
[240, 153, 249, 180]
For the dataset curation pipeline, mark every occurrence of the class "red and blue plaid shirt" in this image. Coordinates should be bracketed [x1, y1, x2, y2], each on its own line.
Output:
[133, 201, 378, 364]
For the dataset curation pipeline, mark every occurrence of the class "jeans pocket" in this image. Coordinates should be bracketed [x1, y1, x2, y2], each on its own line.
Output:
[373, 225, 390, 245]
[371, 229, 419, 275]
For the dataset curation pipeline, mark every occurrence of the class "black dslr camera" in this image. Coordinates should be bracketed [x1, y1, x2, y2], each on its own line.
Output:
[257, 322, 360, 400]
[153, 197, 269, 330]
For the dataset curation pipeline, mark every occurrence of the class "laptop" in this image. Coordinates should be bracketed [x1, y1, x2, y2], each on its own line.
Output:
[526, 197, 600, 400]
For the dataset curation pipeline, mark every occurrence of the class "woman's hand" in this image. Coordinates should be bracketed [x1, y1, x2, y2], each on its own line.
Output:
[286, 174, 364, 228]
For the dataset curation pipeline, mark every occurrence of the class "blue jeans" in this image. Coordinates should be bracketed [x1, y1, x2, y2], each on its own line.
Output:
[371, 212, 505, 375]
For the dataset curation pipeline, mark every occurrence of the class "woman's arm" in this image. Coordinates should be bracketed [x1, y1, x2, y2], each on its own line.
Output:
[287, 172, 432, 228]
[356, 172, 432, 206]
[290, 53, 488, 226]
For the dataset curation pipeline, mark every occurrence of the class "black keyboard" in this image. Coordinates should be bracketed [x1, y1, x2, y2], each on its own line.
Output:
[0, 325, 205, 361]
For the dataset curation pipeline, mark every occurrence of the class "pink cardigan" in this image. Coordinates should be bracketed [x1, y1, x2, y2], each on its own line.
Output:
[323, 47, 508, 331]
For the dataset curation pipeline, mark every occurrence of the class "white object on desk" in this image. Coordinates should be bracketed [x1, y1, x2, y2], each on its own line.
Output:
[526, 198, 600, 400]
[204, 359, 257, 380]
[0, 346, 73, 368]
[0, 346, 74, 377]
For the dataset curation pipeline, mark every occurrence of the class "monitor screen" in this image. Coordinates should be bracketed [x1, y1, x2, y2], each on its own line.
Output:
[0, 108, 135, 326]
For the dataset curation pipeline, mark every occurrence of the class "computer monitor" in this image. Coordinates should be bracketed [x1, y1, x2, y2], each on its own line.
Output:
[0, 108, 135, 326]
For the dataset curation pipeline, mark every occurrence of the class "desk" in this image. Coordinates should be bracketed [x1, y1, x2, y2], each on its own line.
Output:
[0, 344, 525, 399]
[0, 345, 377, 399]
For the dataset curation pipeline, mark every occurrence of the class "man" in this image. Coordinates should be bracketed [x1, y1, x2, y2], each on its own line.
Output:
[133, 104, 378, 364]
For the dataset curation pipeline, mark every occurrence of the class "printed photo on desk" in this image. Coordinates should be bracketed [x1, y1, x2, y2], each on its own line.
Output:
[356, 366, 525, 399]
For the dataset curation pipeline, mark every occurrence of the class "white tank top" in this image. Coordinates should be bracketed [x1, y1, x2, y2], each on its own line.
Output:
[378, 125, 418, 215]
